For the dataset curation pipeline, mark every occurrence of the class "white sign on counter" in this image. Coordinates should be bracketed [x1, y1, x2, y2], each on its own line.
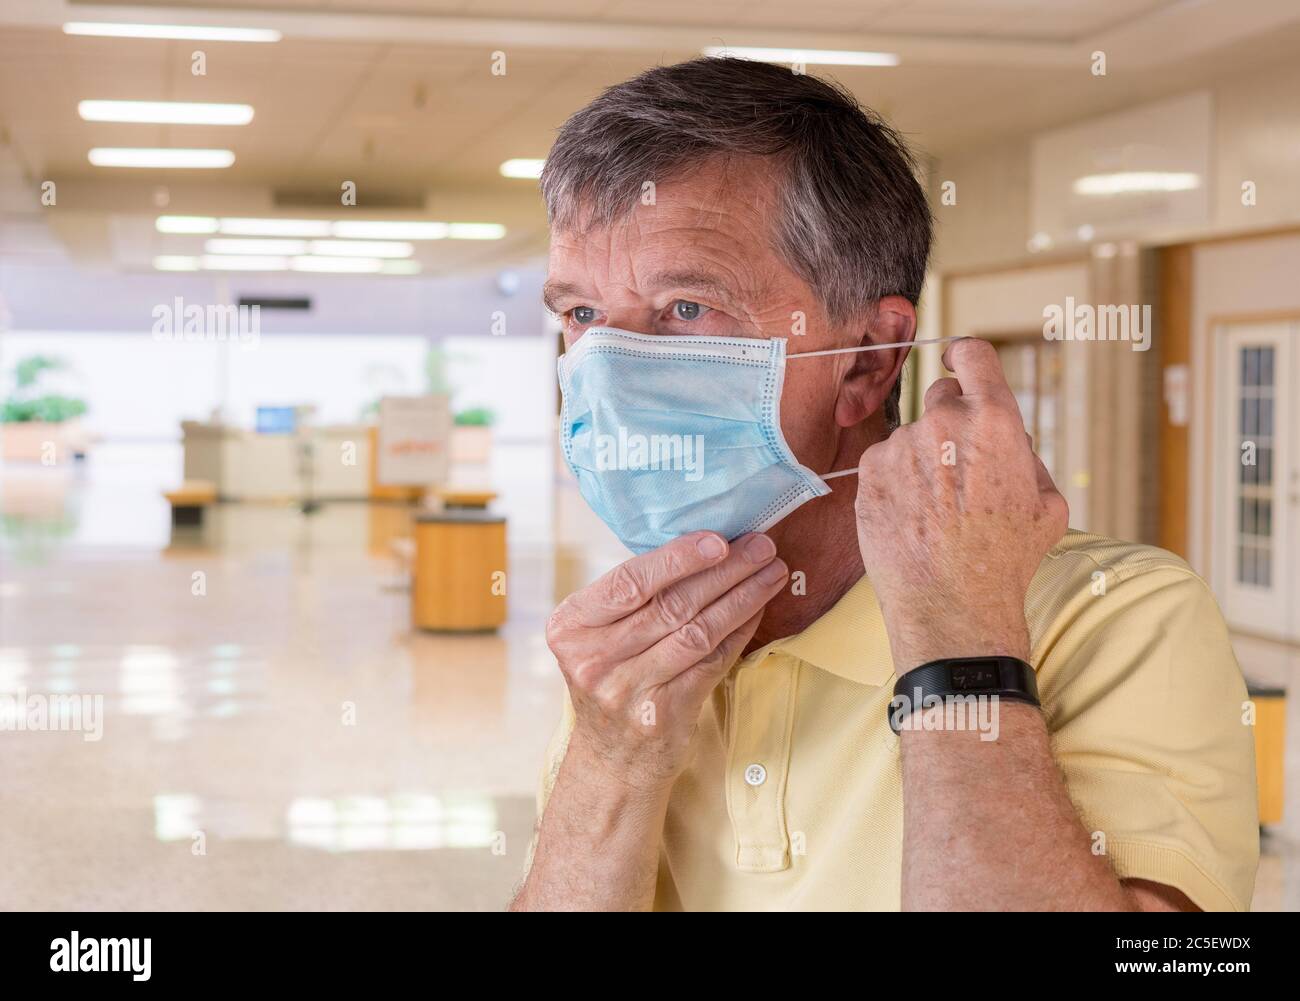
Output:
[377, 395, 451, 486]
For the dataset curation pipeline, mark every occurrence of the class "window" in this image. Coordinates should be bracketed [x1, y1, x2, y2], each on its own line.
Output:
[1236, 345, 1275, 587]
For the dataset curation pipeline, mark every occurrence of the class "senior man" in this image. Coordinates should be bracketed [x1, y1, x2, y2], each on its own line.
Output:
[511, 57, 1257, 911]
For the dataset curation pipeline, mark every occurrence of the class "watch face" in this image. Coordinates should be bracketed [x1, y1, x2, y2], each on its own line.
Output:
[948, 661, 1000, 691]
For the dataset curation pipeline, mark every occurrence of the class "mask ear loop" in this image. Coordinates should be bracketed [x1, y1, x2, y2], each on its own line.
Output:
[786, 334, 963, 359]
[785, 335, 966, 482]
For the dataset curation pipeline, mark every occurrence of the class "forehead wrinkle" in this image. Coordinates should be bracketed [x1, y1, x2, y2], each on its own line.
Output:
[643, 267, 747, 312]
[678, 157, 781, 234]
[541, 278, 587, 312]
[549, 166, 804, 328]
[635, 214, 795, 328]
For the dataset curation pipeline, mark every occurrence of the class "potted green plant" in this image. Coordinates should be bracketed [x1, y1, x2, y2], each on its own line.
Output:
[451, 406, 495, 465]
[1, 355, 89, 463]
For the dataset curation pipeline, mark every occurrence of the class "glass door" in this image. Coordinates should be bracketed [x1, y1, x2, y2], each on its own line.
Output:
[1214, 322, 1296, 639]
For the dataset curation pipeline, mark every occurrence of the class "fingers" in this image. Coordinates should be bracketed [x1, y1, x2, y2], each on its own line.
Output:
[638, 554, 789, 685]
[568, 530, 728, 627]
[939, 338, 1016, 405]
[603, 532, 780, 660]
[674, 609, 764, 692]
[923, 377, 961, 411]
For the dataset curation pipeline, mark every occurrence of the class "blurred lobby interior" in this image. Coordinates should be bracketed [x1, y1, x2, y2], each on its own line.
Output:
[1, 0, 1299, 910]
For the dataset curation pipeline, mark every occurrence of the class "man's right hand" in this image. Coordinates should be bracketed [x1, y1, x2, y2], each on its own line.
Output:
[545, 531, 789, 792]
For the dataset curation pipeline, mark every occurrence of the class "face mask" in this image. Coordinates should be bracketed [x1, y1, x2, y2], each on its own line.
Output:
[557, 326, 956, 554]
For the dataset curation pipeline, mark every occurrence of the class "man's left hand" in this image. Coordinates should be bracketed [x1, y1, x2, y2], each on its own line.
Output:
[853, 337, 1069, 674]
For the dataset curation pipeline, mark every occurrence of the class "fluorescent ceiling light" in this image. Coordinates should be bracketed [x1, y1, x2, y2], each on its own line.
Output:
[290, 256, 385, 273]
[331, 220, 448, 240]
[89, 147, 234, 168]
[500, 158, 545, 179]
[309, 240, 413, 258]
[447, 223, 505, 240]
[380, 260, 422, 275]
[206, 238, 308, 255]
[159, 216, 501, 243]
[153, 255, 200, 271]
[1072, 172, 1201, 196]
[156, 215, 219, 234]
[702, 45, 899, 67]
[79, 100, 254, 126]
[64, 22, 281, 43]
[218, 218, 333, 237]
[201, 255, 288, 271]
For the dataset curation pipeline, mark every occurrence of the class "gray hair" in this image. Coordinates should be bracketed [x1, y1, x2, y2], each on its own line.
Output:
[541, 56, 933, 427]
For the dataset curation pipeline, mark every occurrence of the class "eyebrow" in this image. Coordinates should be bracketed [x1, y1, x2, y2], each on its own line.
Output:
[541, 279, 587, 314]
[645, 269, 742, 310]
[541, 269, 745, 314]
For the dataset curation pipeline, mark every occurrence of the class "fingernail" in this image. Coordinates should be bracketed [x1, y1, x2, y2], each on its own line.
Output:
[697, 534, 726, 559]
[757, 559, 788, 584]
[744, 534, 776, 564]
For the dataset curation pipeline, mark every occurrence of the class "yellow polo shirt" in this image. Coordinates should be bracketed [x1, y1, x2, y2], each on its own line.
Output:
[531, 530, 1259, 910]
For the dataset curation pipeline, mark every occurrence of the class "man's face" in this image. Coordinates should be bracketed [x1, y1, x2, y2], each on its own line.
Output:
[546, 156, 895, 480]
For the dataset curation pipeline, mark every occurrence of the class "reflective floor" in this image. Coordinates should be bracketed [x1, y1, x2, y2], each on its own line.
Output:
[1, 445, 1296, 910]
[1, 445, 567, 910]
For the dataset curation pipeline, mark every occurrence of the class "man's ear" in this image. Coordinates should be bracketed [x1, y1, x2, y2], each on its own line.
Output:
[833, 296, 917, 428]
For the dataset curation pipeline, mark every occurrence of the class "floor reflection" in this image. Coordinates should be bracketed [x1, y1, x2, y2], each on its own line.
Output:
[0, 445, 564, 910]
[153, 792, 502, 853]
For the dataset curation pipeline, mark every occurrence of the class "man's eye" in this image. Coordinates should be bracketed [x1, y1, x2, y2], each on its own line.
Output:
[673, 300, 710, 321]
[571, 306, 597, 325]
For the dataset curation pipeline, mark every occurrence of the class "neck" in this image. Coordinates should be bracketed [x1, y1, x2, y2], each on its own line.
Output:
[745, 410, 888, 654]
[747, 478, 863, 653]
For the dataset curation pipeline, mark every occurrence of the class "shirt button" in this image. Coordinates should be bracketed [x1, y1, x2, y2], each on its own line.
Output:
[743, 763, 767, 787]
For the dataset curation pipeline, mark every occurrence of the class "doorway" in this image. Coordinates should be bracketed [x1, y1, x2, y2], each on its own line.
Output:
[1212, 320, 1298, 640]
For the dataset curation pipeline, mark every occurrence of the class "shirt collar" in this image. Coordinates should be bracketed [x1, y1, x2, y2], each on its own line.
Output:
[749, 574, 895, 687]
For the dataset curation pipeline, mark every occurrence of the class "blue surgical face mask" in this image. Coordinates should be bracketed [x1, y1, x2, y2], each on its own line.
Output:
[557, 326, 953, 554]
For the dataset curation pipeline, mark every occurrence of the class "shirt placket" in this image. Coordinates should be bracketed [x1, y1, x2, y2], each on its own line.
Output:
[726, 652, 799, 873]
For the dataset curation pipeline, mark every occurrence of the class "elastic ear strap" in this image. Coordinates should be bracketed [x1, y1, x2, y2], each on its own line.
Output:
[787, 334, 963, 359]
[799, 334, 965, 481]
[793, 335, 966, 481]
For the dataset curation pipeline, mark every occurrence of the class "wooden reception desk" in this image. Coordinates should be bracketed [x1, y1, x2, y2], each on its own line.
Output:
[181, 421, 371, 501]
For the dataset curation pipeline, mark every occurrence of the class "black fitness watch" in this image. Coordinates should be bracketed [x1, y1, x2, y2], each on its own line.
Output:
[888, 656, 1040, 735]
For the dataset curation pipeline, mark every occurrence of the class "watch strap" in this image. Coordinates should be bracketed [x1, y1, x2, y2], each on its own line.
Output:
[888, 656, 1040, 735]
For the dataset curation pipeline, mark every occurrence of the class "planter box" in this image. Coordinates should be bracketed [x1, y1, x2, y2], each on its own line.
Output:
[0, 420, 81, 464]
[451, 425, 493, 465]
